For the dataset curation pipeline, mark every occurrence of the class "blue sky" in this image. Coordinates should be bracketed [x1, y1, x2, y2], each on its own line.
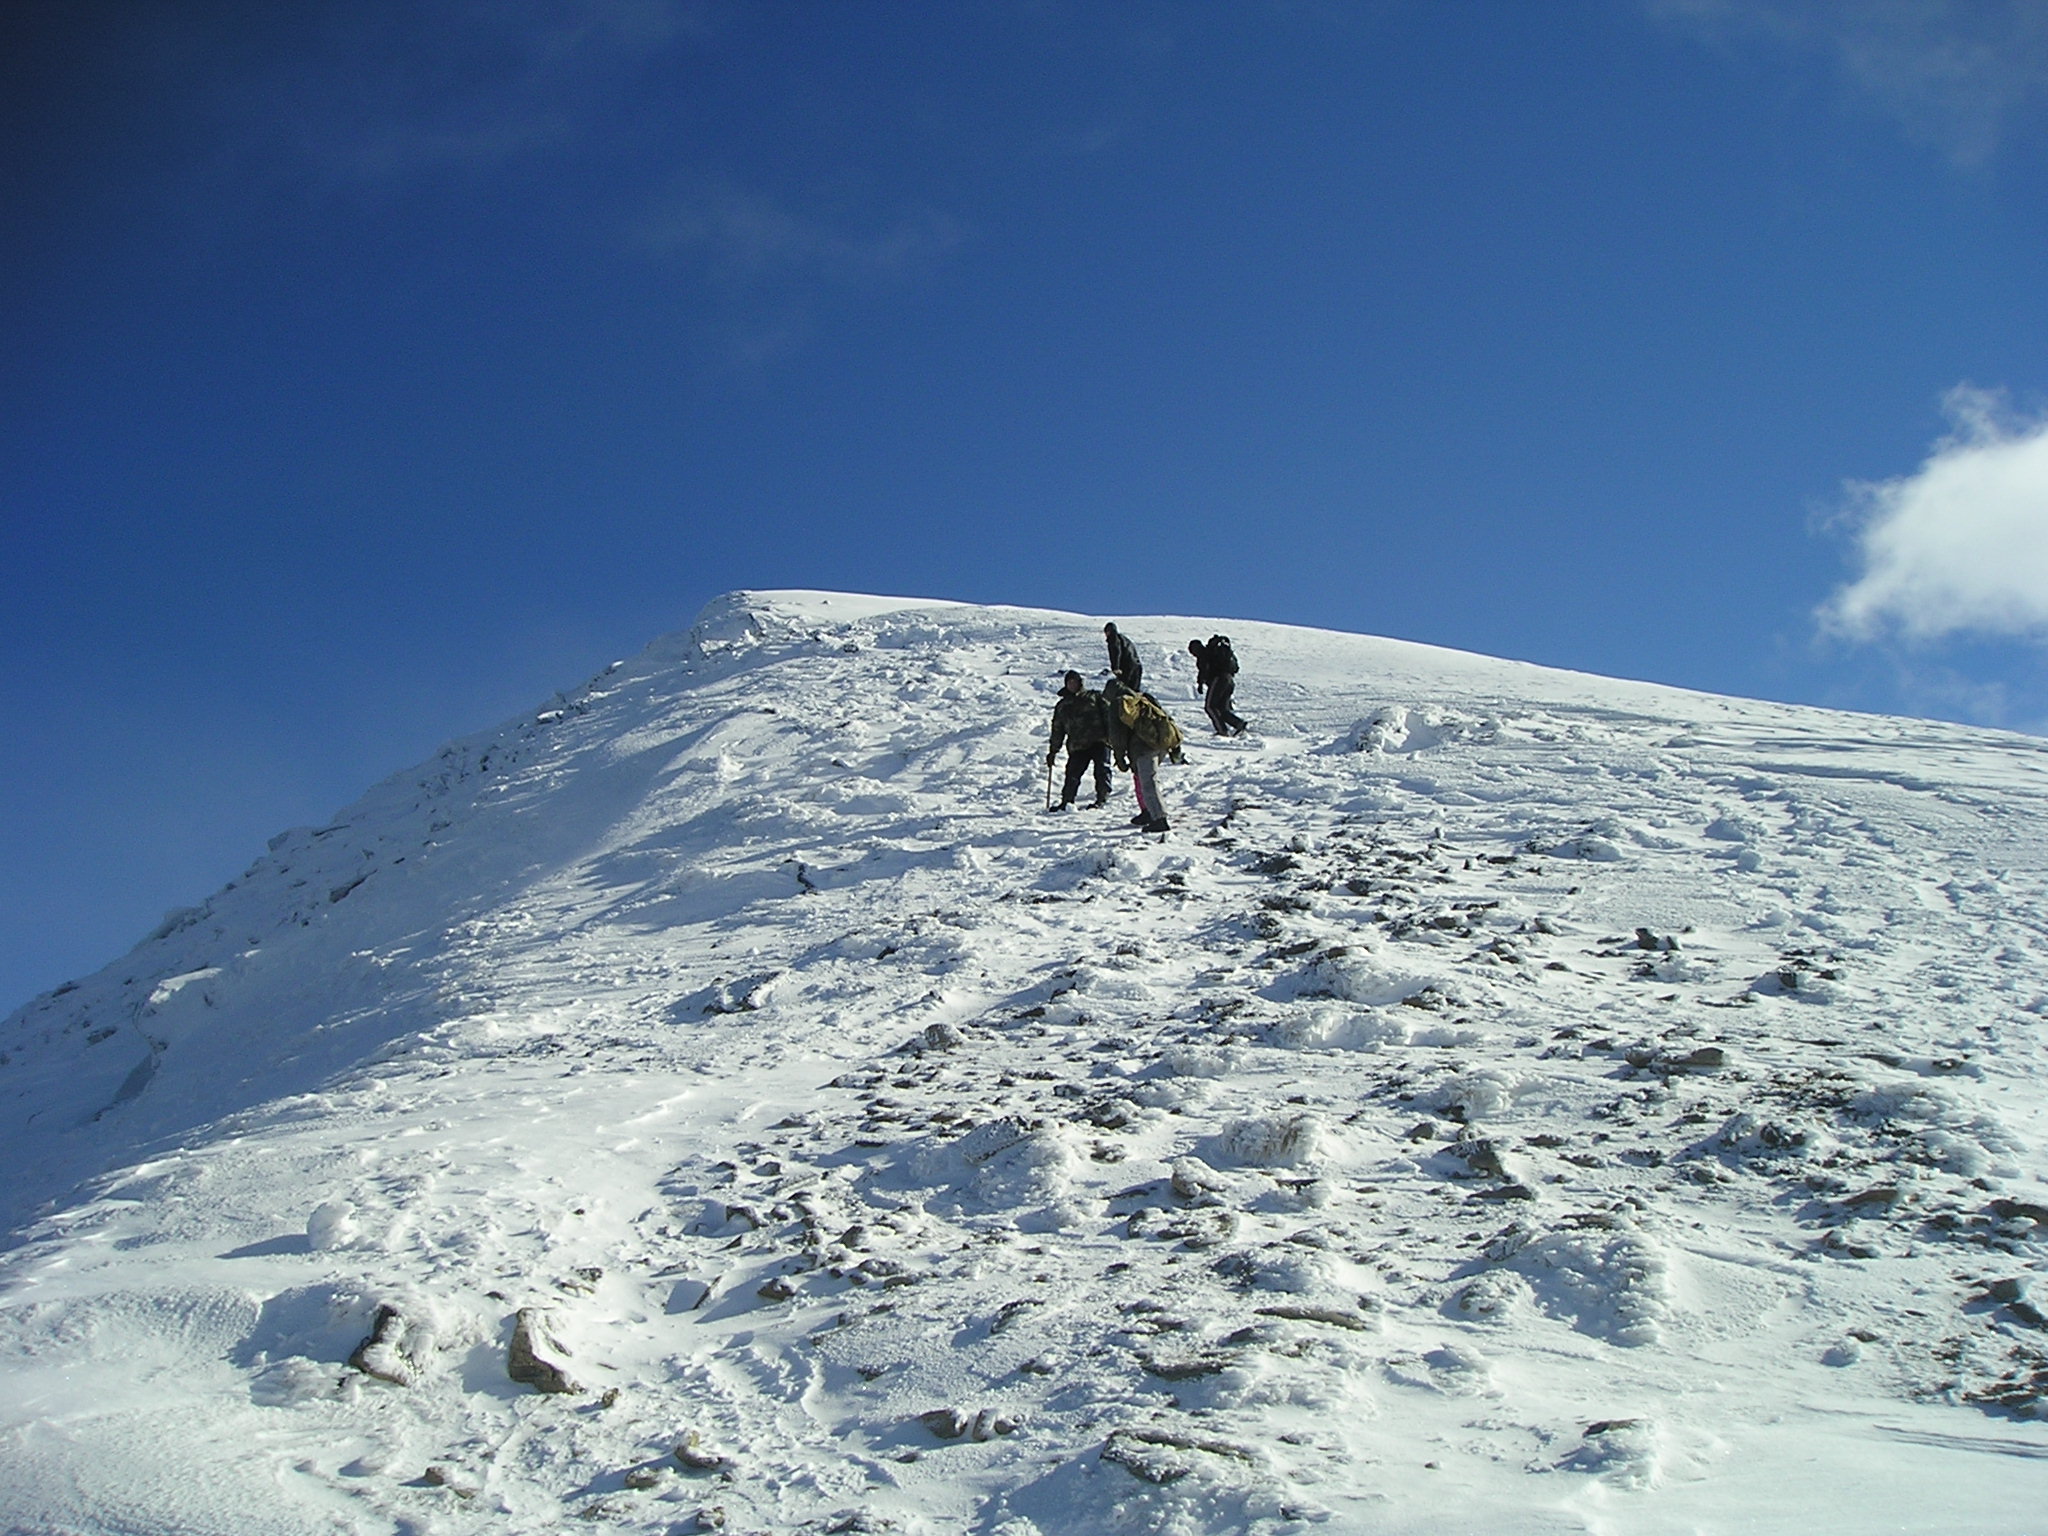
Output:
[6, 0, 2048, 1011]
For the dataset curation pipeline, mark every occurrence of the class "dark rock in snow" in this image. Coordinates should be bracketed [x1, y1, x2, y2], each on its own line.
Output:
[971, 1408, 1019, 1440]
[347, 1304, 415, 1386]
[675, 1431, 732, 1473]
[418, 1465, 478, 1498]
[1255, 1303, 1375, 1332]
[1101, 1426, 1258, 1485]
[1140, 1350, 1235, 1380]
[1449, 1137, 1505, 1178]
[917, 1407, 974, 1439]
[507, 1307, 580, 1395]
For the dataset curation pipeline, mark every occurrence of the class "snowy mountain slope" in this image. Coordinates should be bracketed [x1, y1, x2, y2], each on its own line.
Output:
[3, 589, 2047, 1535]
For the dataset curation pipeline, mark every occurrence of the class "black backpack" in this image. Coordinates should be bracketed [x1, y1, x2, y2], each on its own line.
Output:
[1207, 635, 1239, 676]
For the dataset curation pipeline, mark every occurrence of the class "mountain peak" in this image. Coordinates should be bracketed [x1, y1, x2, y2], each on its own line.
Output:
[4, 594, 2046, 1532]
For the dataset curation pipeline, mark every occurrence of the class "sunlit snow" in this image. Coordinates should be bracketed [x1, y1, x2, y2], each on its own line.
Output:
[4, 591, 2046, 1534]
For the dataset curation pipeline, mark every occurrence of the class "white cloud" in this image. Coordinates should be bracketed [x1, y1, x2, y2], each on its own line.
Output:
[1648, 0, 2048, 165]
[1821, 387, 2048, 643]
[638, 182, 966, 286]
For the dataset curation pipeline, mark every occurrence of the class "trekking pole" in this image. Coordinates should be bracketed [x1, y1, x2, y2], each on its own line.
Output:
[1044, 755, 1056, 813]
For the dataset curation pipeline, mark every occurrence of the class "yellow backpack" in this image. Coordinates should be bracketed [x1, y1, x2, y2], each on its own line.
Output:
[1117, 690, 1183, 758]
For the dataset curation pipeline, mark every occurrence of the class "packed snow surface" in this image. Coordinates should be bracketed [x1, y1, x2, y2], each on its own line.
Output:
[4, 590, 2048, 1535]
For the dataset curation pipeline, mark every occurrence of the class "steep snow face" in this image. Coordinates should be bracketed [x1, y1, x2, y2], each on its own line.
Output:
[3, 589, 2047, 1535]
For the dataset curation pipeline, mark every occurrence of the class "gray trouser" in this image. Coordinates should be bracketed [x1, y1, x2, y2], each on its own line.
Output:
[1130, 752, 1165, 821]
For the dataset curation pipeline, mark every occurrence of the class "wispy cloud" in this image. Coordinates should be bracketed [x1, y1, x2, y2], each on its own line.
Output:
[638, 181, 967, 287]
[1820, 387, 2048, 644]
[634, 179, 969, 366]
[185, 0, 715, 185]
[1648, 0, 2048, 165]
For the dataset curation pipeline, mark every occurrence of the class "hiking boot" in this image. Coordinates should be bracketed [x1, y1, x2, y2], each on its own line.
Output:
[1046, 800, 1072, 814]
[1144, 817, 1171, 833]
[1129, 812, 1150, 825]
[1090, 795, 1109, 809]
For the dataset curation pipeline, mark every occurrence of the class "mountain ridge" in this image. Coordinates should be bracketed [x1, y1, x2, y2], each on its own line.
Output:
[3, 589, 2046, 1534]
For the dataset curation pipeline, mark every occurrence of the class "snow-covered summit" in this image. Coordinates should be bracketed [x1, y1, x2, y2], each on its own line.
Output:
[4, 590, 2047, 1534]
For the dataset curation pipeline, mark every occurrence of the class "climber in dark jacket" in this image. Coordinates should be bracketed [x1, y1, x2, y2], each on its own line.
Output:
[1188, 637, 1248, 736]
[1046, 670, 1113, 810]
[1103, 623, 1143, 691]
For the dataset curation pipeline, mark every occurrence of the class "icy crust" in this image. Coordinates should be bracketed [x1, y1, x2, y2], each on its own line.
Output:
[3, 590, 2048, 1534]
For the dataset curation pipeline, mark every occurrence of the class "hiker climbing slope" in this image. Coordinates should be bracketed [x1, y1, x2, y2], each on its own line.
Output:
[1104, 676, 1181, 834]
[1103, 622, 1143, 691]
[1045, 670, 1113, 812]
[1188, 635, 1248, 736]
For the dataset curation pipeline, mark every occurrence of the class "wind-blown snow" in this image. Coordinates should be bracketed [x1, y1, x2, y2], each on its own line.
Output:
[3, 589, 2046, 1534]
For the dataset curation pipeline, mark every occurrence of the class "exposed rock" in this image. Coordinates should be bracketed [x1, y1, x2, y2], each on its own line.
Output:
[989, 1297, 1044, 1334]
[1255, 1303, 1376, 1332]
[418, 1465, 477, 1498]
[347, 1305, 416, 1387]
[675, 1431, 732, 1473]
[1170, 1155, 1231, 1203]
[917, 1407, 973, 1440]
[1448, 1136, 1505, 1178]
[1139, 1350, 1234, 1380]
[1101, 1426, 1258, 1485]
[1470, 1182, 1537, 1202]
[508, 1307, 580, 1395]
[1625, 1043, 1726, 1073]
[1128, 1206, 1240, 1248]
[666, 1277, 714, 1313]
[903, 1021, 963, 1053]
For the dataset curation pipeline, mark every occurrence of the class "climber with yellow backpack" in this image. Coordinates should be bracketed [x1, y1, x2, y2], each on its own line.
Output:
[1102, 676, 1183, 834]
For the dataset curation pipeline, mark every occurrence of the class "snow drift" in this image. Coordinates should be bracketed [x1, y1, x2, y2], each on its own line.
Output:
[3, 589, 2047, 1535]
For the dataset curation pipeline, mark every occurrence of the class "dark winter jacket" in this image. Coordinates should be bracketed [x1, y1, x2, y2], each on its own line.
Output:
[1191, 637, 1238, 689]
[1049, 689, 1111, 756]
[1104, 625, 1143, 689]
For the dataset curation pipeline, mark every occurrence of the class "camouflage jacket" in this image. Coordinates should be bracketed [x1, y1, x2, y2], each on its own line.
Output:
[1049, 689, 1111, 755]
